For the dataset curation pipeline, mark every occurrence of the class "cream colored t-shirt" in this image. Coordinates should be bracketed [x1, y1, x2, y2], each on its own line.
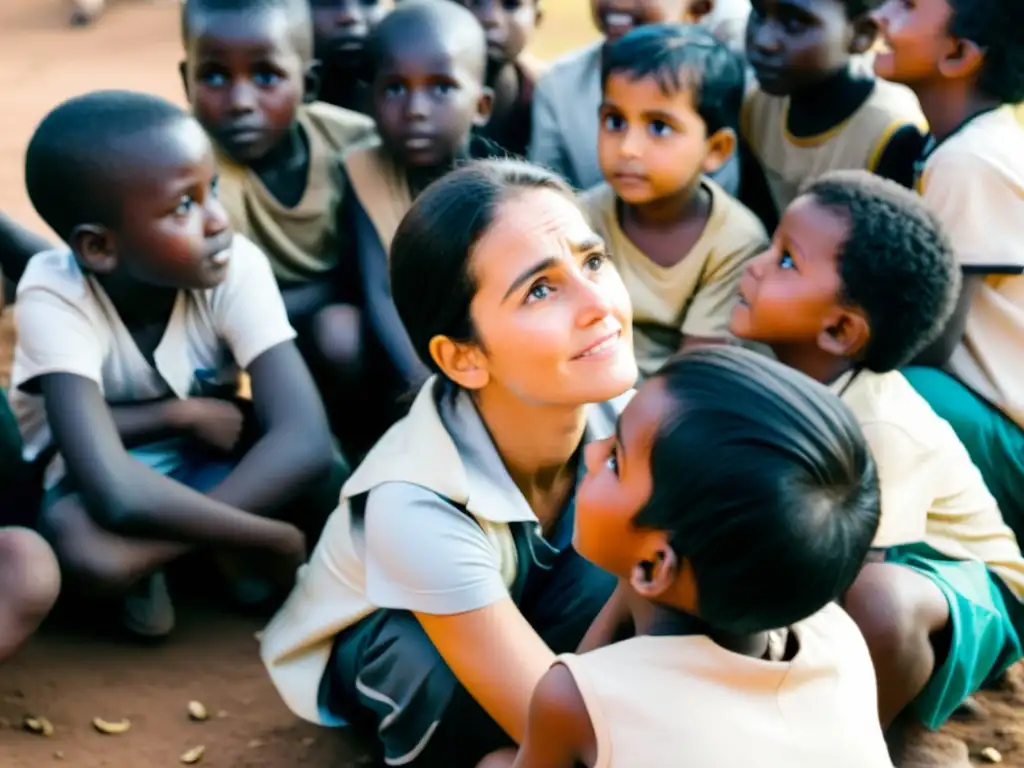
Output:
[742, 80, 925, 211]
[917, 106, 1024, 432]
[834, 370, 1024, 599]
[10, 235, 296, 487]
[581, 179, 768, 376]
[557, 603, 891, 767]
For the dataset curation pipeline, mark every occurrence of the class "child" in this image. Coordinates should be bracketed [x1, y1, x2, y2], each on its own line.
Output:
[311, 0, 395, 114]
[11, 91, 342, 639]
[483, 346, 889, 767]
[581, 25, 768, 377]
[741, 0, 926, 222]
[870, 0, 1024, 544]
[181, 0, 375, 342]
[531, 0, 742, 195]
[0, 528, 60, 663]
[337, 0, 503, 447]
[730, 171, 1024, 760]
[454, 0, 545, 156]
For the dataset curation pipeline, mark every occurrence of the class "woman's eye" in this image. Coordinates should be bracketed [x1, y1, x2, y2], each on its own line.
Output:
[211, 177, 220, 197]
[584, 253, 606, 272]
[527, 282, 553, 302]
[649, 120, 674, 138]
[778, 251, 795, 269]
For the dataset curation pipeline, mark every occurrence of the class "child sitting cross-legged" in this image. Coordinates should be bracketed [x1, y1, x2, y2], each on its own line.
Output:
[730, 170, 1024, 764]
[10, 91, 342, 640]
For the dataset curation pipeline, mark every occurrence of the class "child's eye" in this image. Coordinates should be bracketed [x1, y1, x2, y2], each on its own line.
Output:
[432, 82, 456, 96]
[602, 114, 626, 132]
[253, 69, 283, 87]
[384, 83, 406, 97]
[174, 195, 196, 216]
[605, 451, 618, 474]
[778, 251, 795, 269]
[199, 70, 228, 88]
[526, 281, 553, 303]
[648, 120, 674, 138]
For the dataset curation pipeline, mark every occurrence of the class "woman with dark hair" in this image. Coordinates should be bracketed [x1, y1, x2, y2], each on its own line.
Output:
[261, 158, 638, 766]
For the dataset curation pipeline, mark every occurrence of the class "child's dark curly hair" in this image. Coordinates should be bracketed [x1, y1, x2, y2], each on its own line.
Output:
[947, 0, 1024, 104]
[802, 171, 960, 373]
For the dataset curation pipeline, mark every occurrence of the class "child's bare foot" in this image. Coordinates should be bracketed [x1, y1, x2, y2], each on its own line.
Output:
[890, 721, 971, 768]
[120, 571, 175, 640]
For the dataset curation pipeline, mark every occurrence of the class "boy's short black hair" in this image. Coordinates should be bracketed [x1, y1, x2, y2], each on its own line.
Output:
[840, 0, 885, 19]
[947, 0, 1024, 104]
[180, 0, 313, 57]
[601, 23, 746, 134]
[25, 90, 190, 241]
[638, 346, 880, 634]
[367, 0, 486, 77]
[802, 171, 960, 373]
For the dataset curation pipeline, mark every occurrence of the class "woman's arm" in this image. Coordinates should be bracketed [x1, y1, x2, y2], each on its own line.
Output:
[416, 601, 556, 743]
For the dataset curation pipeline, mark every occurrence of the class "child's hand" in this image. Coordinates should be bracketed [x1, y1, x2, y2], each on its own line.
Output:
[180, 398, 245, 454]
[268, 523, 309, 578]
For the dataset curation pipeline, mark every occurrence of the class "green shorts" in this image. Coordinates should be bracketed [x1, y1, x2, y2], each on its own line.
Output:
[887, 542, 1024, 729]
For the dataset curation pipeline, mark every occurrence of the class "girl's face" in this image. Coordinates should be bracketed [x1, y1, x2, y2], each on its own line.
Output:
[462, 187, 637, 406]
[574, 377, 672, 577]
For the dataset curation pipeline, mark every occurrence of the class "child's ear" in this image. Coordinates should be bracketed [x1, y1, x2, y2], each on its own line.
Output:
[684, 0, 715, 24]
[179, 60, 190, 101]
[849, 15, 879, 55]
[473, 86, 495, 129]
[69, 225, 118, 275]
[938, 37, 985, 82]
[304, 60, 323, 104]
[700, 127, 736, 175]
[629, 533, 680, 601]
[817, 307, 871, 360]
[428, 334, 490, 389]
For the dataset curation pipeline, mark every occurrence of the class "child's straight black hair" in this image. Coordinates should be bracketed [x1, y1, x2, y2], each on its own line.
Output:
[601, 23, 746, 134]
[639, 346, 881, 634]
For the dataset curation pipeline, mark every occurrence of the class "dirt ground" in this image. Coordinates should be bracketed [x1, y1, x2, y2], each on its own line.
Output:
[0, 2, 1022, 766]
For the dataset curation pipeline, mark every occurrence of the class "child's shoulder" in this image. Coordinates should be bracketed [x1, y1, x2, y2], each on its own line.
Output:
[860, 79, 926, 127]
[839, 369, 952, 451]
[17, 248, 89, 303]
[704, 178, 769, 253]
[537, 42, 602, 89]
[926, 105, 1024, 177]
[302, 101, 378, 153]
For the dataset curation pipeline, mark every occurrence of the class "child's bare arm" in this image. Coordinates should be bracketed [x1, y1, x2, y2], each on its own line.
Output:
[109, 397, 240, 451]
[511, 663, 595, 768]
[203, 341, 334, 514]
[41, 372, 303, 555]
[354, 204, 430, 388]
[280, 280, 336, 326]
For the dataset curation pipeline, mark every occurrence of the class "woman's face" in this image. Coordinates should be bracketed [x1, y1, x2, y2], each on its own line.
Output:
[466, 188, 637, 406]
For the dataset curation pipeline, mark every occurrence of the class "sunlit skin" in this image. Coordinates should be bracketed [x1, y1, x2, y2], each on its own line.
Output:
[871, 0, 952, 88]
[185, 9, 309, 167]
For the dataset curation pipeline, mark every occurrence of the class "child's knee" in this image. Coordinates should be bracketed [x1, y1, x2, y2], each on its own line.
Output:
[311, 304, 364, 373]
[0, 527, 60, 620]
[845, 563, 947, 664]
[476, 747, 518, 768]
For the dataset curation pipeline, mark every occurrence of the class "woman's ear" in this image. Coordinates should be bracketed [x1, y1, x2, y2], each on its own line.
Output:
[428, 334, 490, 389]
[70, 225, 118, 275]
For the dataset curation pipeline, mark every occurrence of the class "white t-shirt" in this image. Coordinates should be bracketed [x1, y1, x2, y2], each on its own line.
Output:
[10, 234, 296, 486]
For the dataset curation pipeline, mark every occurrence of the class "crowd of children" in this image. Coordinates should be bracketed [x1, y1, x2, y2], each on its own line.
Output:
[1, 0, 1023, 765]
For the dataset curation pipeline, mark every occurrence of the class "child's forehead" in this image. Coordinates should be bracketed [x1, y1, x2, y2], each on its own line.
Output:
[189, 8, 310, 59]
[603, 71, 700, 114]
[376, 33, 483, 78]
[779, 196, 850, 260]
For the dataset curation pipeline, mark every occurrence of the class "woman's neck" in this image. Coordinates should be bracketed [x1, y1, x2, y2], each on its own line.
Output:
[473, 384, 588, 511]
[911, 80, 1001, 143]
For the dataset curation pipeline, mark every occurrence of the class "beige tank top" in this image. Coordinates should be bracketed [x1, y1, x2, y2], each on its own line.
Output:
[742, 80, 925, 211]
[556, 603, 892, 767]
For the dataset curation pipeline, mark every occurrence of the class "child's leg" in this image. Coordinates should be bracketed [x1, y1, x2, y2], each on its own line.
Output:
[0, 527, 60, 663]
[845, 549, 1023, 734]
[843, 562, 950, 729]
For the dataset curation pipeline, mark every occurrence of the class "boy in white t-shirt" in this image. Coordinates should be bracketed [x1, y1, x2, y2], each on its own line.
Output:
[10, 91, 342, 639]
